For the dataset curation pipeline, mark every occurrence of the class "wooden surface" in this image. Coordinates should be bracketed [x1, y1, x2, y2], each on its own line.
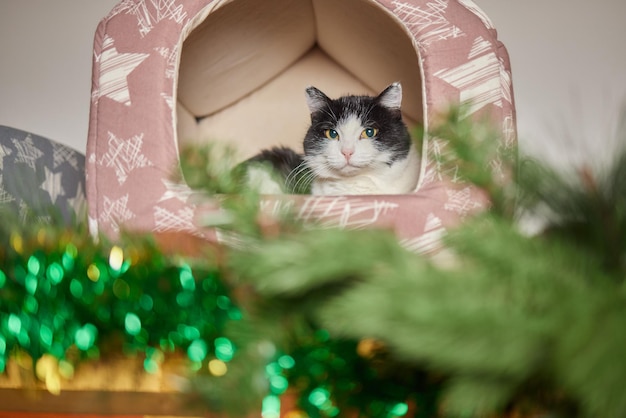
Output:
[0, 389, 206, 417]
[0, 414, 141, 418]
[0, 353, 209, 417]
[0, 413, 143, 418]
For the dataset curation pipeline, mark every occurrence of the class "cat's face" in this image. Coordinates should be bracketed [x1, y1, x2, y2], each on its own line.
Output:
[303, 83, 412, 180]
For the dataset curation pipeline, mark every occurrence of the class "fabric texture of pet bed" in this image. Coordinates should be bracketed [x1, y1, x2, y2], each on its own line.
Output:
[0, 125, 86, 224]
[87, 0, 516, 252]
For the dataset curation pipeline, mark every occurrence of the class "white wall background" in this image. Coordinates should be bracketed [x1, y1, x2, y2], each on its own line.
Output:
[479, 0, 626, 169]
[1, 0, 625, 167]
[0, 0, 119, 152]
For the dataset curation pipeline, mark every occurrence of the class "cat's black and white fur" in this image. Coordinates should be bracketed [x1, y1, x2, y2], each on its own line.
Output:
[246, 82, 420, 195]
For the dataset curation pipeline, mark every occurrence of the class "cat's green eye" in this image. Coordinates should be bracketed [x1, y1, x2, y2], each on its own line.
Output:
[360, 128, 379, 139]
[324, 129, 339, 140]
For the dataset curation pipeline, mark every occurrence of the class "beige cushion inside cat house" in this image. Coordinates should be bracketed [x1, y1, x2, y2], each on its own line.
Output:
[177, 0, 424, 160]
[87, 0, 516, 251]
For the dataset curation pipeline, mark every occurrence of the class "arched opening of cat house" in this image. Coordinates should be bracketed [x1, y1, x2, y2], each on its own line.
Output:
[176, 0, 424, 164]
[87, 0, 516, 251]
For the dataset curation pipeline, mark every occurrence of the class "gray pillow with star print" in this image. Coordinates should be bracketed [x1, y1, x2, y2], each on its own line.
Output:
[0, 125, 86, 224]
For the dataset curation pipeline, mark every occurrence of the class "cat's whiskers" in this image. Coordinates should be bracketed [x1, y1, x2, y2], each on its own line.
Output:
[284, 163, 302, 186]
[294, 171, 315, 194]
[285, 162, 306, 187]
[286, 161, 315, 193]
[297, 171, 316, 193]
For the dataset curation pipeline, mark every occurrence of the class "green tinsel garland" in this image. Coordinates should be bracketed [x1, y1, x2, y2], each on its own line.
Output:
[0, 220, 238, 388]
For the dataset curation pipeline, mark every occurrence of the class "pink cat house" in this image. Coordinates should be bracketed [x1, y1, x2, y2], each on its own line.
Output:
[87, 0, 516, 252]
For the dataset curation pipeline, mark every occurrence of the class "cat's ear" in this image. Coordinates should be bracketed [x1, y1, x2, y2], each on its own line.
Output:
[377, 82, 402, 110]
[305, 86, 330, 114]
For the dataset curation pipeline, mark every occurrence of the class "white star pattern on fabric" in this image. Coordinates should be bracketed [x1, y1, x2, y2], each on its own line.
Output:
[296, 197, 399, 230]
[434, 38, 512, 115]
[98, 132, 153, 185]
[498, 57, 514, 107]
[88, 217, 99, 238]
[434, 51, 501, 113]
[159, 179, 196, 203]
[444, 187, 483, 216]
[468, 36, 492, 59]
[392, 0, 464, 45]
[0, 144, 12, 171]
[67, 183, 87, 217]
[97, 36, 149, 106]
[259, 199, 296, 218]
[11, 136, 44, 170]
[401, 228, 446, 254]
[502, 115, 516, 148]
[0, 175, 15, 204]
[153, 206, 195, 232]
[161, 93, 174, 111]
[42, 167, 65, 204]
[400, 213, 446, 253]
[112, 0, 188, 37]
[101, 195, 136, 234]
[53, 144, 80, 171]
[424, 212, 444, 232]
[154, 46, 178, 79]
[425, 138, 461, 184]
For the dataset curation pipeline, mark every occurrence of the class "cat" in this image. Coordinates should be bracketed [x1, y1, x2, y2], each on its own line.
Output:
[244, 82, 420, 195]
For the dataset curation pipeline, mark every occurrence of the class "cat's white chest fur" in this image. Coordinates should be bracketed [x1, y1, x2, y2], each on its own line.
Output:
[311, 144, 420, 195]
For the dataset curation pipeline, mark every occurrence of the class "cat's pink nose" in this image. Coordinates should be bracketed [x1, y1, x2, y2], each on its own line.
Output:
[341, 149, 354, 161]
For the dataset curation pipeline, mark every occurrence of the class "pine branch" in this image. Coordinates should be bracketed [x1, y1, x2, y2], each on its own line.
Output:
[427, 105, 518, 219]
[180, 104, 626, 417]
